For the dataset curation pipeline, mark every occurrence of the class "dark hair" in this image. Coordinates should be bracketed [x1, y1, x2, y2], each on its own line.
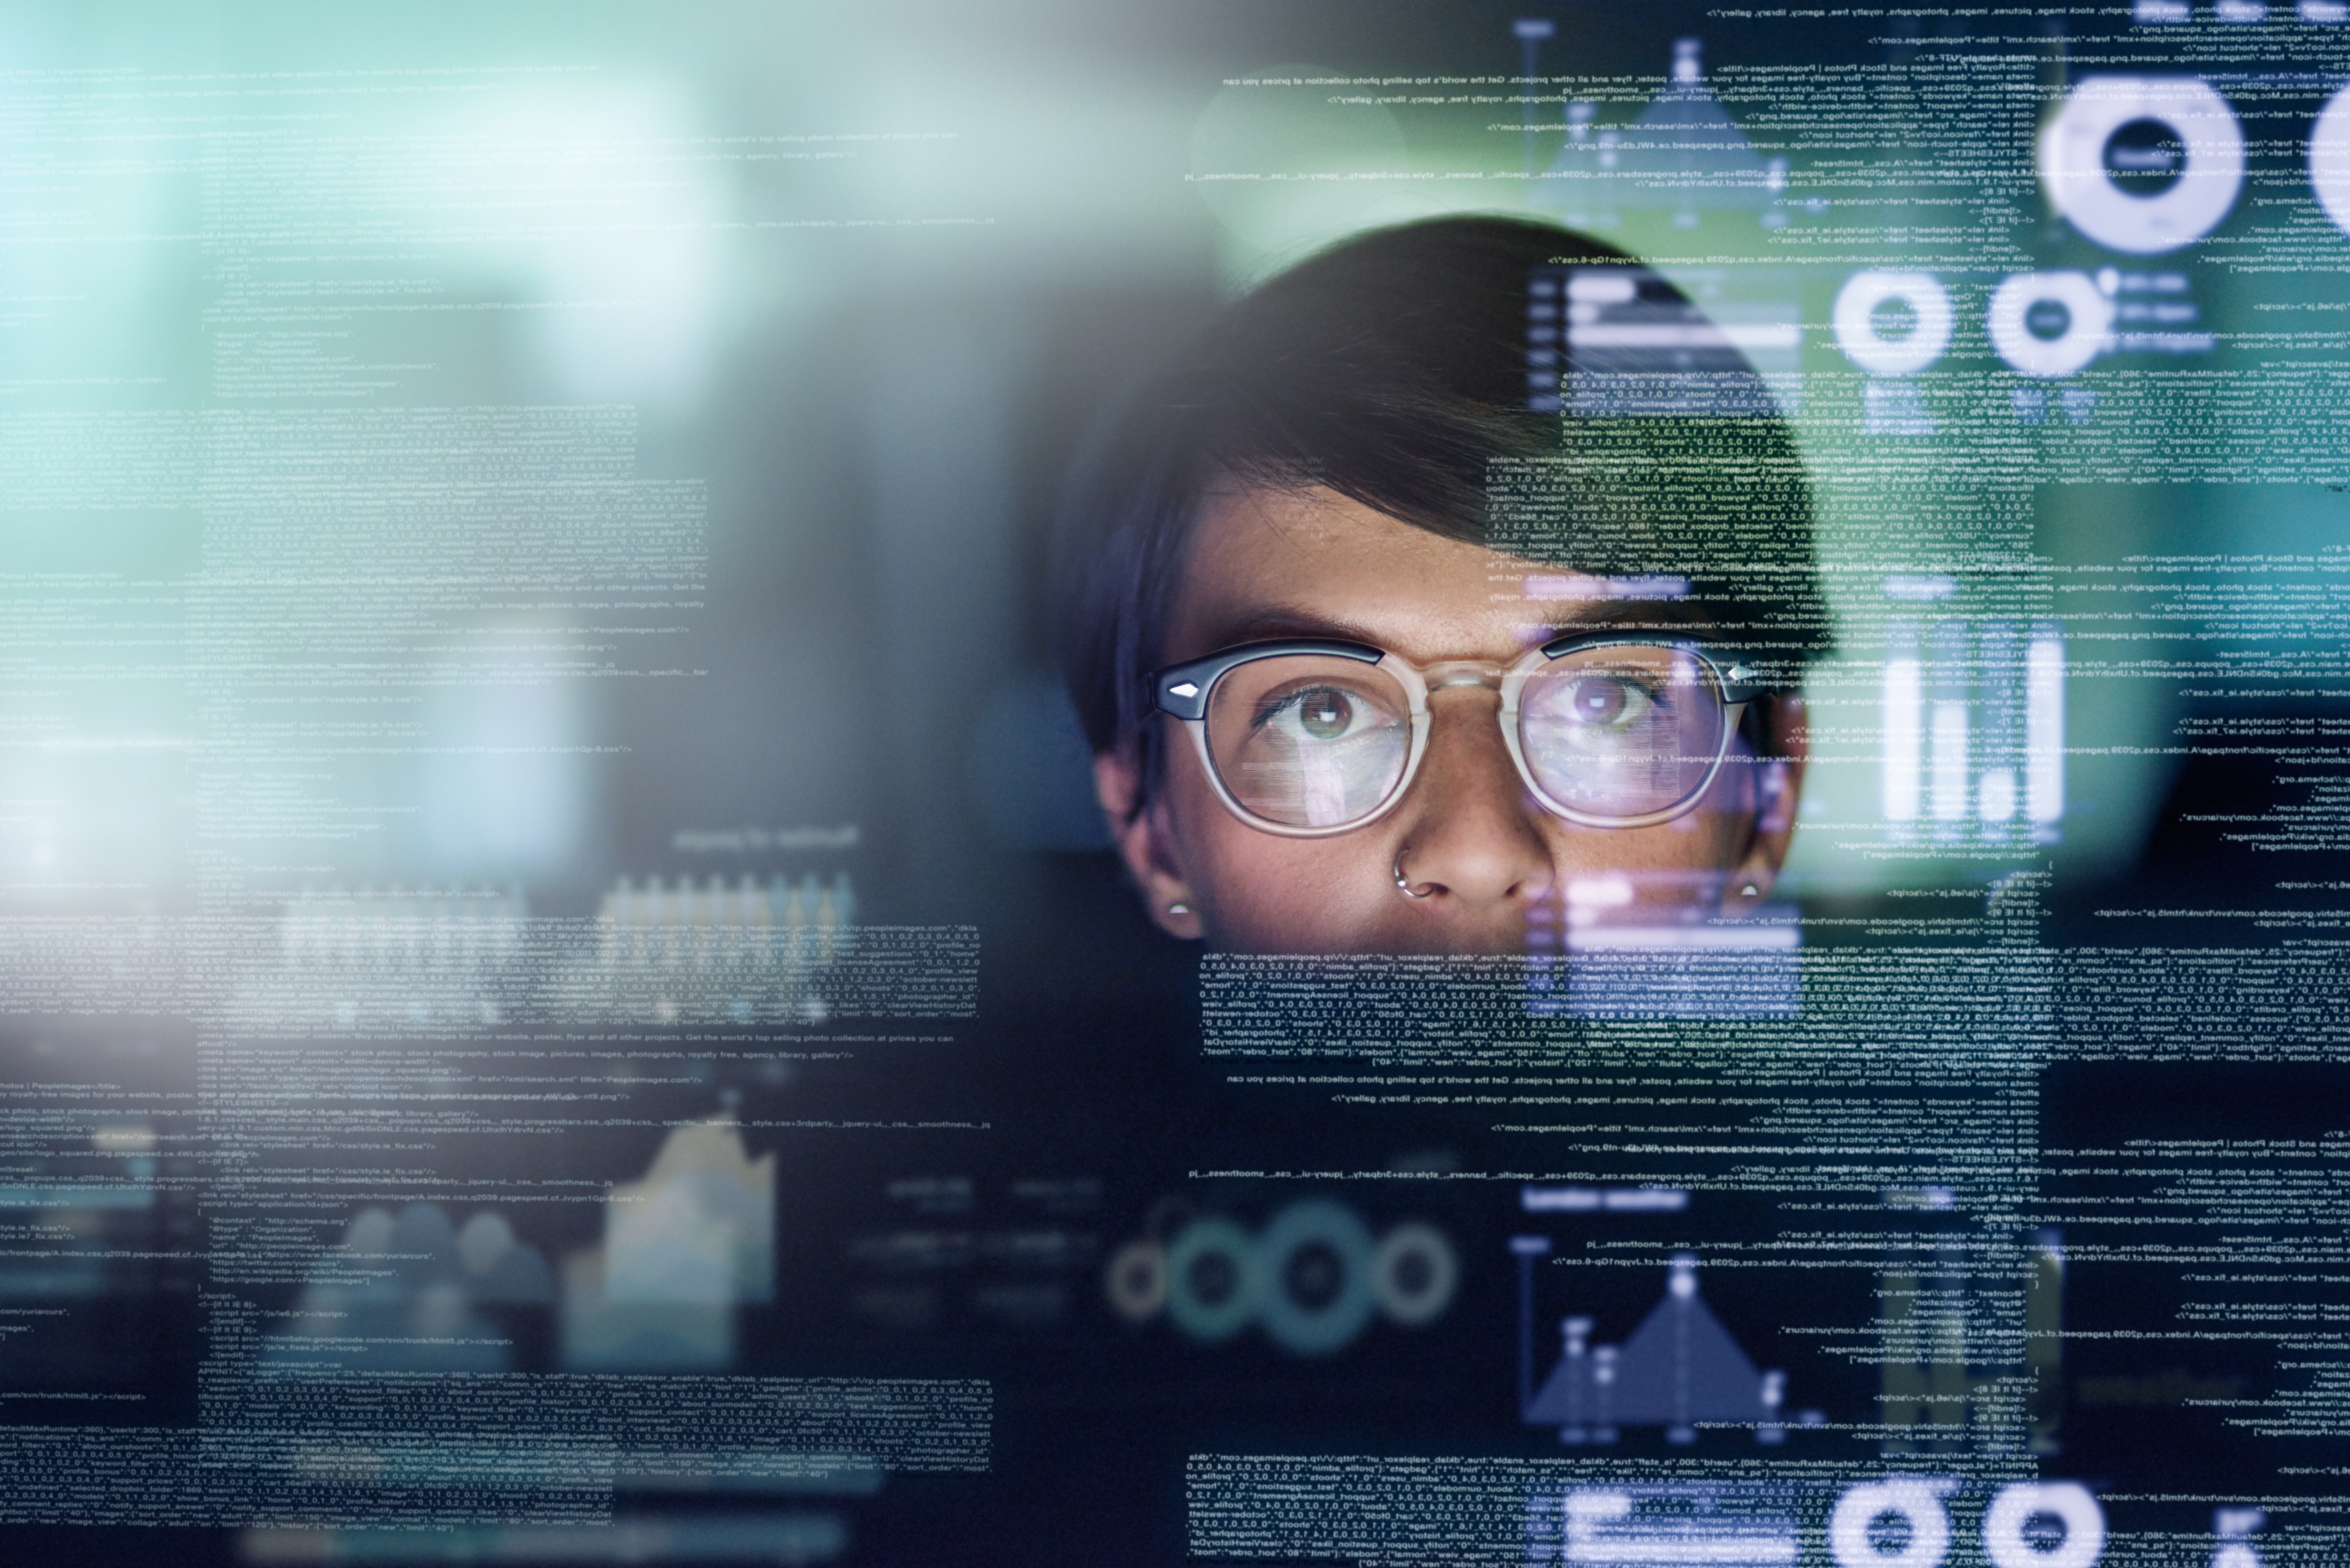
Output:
[1053, 214, 1825, 807]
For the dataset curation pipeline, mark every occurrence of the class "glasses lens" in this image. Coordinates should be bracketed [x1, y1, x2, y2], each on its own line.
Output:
[1203, 656, 1413, 829]
[1516, 645, 1729, 820]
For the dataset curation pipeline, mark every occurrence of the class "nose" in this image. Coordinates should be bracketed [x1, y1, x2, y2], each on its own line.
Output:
[1391, 688, 1553, 906]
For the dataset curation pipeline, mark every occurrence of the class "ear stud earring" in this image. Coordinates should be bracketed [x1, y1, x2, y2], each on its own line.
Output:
[1167, 902, 1191, 917]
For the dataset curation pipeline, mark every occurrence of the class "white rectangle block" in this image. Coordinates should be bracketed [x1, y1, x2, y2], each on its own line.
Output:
[2027, 637, 2065, 825]
[1930, 700, 1970, 822]
[1882, 656, 1922, 823]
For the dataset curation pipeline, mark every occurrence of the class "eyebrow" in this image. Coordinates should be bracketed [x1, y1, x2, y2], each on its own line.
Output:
[1195, 597, 1707, 658]
[1200, 605, 1393, 649]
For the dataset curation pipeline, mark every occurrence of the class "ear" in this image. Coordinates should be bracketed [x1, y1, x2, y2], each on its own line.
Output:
[1724, 693, 1808, 908]
[1093, 744, 1203, 939]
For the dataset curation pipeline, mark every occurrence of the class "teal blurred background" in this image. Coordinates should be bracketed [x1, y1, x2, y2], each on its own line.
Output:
[7, 6, 2350, 1565]
[0, 0, 2338, 922]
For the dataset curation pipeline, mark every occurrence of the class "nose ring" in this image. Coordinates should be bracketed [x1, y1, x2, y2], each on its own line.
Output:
[1394, 850, 1433, 899]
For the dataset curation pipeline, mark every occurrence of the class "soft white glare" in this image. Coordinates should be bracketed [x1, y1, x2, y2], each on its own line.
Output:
[1882, 657, 1922, 823]
[2027, 636, 2066, 825]
[1929, 701, 1970, 822]
[1978, 766, 2018, 824]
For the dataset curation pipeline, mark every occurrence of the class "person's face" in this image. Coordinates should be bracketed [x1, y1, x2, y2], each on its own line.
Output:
[1094, 485, 1807, 955]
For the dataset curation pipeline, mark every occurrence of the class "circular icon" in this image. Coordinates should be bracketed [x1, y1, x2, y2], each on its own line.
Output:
[1164, 1217, 1259, 1342]
[1986, 272, 2112, 379]
[1103, 1239, 1166, 1323]
[1982, 1482, 2106, 1568]
[1829, 1480, 1953, 1568]
[1832, 271, 1955, 377]
[1370, 1222, 1459, 1327]
[2038, 76, 2243, 254]
[1255, 1199, 1375, 1356]
[2309, 84, 2350, 239]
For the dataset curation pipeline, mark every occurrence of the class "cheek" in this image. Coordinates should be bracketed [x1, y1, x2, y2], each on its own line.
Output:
[1156, 744, 1762, 946]
[1537, 803, 1753, 903]
[1161, 764, 1396, 943]
[1197, 818, 1394, 945]
[1685, 795, 1756, 863]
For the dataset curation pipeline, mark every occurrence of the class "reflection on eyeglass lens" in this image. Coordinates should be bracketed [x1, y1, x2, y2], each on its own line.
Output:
[1517, 650, 1725, 819]
[1199, 647, 1732, 829]
[1211, 663, 1411, 828]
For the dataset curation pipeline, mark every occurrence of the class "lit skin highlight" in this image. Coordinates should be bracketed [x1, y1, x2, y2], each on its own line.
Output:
[1093, 485, 1807, 955]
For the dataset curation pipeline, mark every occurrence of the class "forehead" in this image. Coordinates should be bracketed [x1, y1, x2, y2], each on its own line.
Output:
[1164, 484, 1677, 665]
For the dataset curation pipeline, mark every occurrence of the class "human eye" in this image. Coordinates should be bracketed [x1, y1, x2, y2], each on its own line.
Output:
[1254, 682, 1402, 746]
[1568, 674, 1659, 730]
[1532, 671, 1665, 737]
[1203, 659, 1415, 828]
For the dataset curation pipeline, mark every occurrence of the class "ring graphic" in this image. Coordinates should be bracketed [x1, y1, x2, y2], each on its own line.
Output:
[1103, 1239, 1167, 1323]
[1164, 1217, 1260, 1342]
[1371, 1222, 1460, 1327]
[1982, 1482, 2105, 1568]
[1986, 272, 2112, 380]
[2038, 76, 2243, 254]
[1830, 1480, 1953, 1568]
[1832, 271, 1955, 377]
[1256, 1199, 1376, 1355]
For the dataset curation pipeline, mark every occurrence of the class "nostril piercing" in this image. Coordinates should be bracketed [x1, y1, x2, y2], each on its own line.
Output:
[1394, 852, 1434, 899]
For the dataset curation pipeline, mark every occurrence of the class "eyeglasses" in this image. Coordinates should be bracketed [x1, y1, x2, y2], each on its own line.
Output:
[1150, 633, 1764, 837]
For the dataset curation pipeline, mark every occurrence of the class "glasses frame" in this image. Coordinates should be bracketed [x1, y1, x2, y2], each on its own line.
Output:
[1150, 632, 1766, 838]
